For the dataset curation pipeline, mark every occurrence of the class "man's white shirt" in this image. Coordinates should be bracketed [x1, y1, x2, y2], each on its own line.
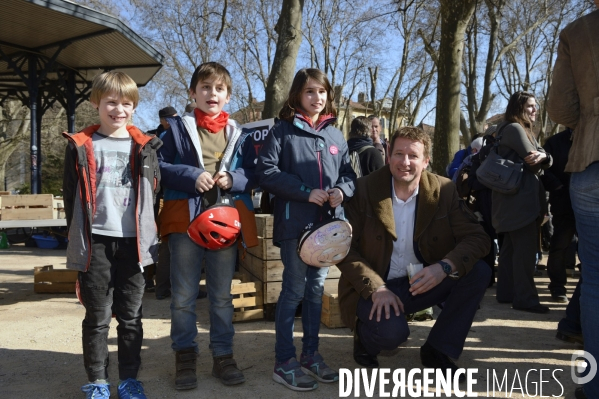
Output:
[388, 178, 420, 280]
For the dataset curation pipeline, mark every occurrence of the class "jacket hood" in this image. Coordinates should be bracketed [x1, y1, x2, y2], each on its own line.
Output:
[347, 137, 374, 152]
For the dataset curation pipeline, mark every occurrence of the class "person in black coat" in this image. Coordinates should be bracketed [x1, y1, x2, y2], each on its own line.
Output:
[540, 128, 577, 302]
[347, 116, 384, 177]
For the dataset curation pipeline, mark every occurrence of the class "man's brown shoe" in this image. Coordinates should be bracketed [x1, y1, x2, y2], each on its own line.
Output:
[212, 354, 246, 386]
[175, 348, 197, 390]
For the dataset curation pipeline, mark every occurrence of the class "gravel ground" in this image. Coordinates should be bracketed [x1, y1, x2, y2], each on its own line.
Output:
[0, 244, 584, 398]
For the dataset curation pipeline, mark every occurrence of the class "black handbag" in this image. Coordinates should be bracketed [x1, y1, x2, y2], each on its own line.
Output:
[475, 126, 523, 195]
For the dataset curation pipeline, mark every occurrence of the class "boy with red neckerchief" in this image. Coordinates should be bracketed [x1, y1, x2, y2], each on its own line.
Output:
[157, 62, 258, 390]
[63, 71, 162, 399]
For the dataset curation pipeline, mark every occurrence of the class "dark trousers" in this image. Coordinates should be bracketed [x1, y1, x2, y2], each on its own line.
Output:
[79, 234, 145, 382]
[356, 260, 490, 359]
[558, 277, 582, 334]
[155, 237, 171, 297]
[547, 213, 577, 294]
[496, 221, 540, 308]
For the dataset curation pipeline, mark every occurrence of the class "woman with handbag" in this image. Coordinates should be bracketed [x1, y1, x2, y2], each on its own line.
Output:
[492, 91, 552, 314]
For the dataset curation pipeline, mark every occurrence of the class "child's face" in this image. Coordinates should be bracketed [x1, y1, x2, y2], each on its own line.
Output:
[91, 92, 135, 134]
[300, 78, 327, 121]
[190, 77, 230, 117]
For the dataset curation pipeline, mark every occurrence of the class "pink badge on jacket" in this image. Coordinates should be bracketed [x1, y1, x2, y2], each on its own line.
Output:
[329, 145, 338, 155]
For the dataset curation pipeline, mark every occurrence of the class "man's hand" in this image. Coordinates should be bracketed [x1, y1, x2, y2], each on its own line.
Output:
[195, 171, 215, 193]
[409, 264, 446, 295]
[327, 188, 344, 208]
[214, 171, 232, 190]
[308, 189, 329, 206]
[369, 286, 404, 322]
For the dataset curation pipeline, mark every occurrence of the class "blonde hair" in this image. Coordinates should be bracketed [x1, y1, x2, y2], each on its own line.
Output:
[90, 71, 139, 108]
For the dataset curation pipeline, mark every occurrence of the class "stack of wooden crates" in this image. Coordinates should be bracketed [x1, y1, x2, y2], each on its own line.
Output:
[239, 214, 345, 327]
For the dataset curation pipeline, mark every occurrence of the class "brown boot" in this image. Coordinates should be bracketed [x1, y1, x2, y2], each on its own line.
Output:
[175, 348, 197, 390]
[212, 354, 246, 386]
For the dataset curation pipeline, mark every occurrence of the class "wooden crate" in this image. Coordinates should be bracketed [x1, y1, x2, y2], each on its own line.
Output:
[247, 237, 280, 261]
[321, 290, 345, 328]
[34, 265, 78, 293]
[0, 194, 54, 221]
[240, 264, 339, 304]
[239, 251, 341, 284]
[255, 214, 273, 239]
[53, 197, 65, 219]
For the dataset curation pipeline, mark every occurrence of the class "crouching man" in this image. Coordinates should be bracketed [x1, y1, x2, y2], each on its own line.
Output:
[337, 126, 491, 379]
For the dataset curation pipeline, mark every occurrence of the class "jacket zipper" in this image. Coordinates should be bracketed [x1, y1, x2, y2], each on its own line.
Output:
[317, 151, 324, 221]
[134, 143, 144, 271]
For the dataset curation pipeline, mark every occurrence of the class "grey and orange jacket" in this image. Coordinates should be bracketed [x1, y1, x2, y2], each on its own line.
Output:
[62, 125, 162, 272]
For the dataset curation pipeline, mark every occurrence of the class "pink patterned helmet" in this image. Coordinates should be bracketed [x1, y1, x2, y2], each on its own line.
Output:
[297, 218, 352, 267]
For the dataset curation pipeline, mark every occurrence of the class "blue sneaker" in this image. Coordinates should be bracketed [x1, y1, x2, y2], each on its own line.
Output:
[117, 379, 146, 399]
[81, 382, 110, 398]
[272, 358, 318, 391]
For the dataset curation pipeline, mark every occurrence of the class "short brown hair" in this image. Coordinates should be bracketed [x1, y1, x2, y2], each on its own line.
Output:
[189, 62, 232, 95]
[389, 126, 432, 158]
[279, 68, 336, 122]
[349, 116, 371, 138]
[90, 71, 139, 108]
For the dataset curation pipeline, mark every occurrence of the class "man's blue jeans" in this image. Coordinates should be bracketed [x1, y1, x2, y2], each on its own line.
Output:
[570, 162, 599, 397]
[169, 233, 237, 357]
[275, 239, 329, 363]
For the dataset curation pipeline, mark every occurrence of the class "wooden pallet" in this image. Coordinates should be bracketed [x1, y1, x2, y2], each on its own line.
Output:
[33, 265, 78, 293]
[200, 272, 264, 322]
[321, 290, 346, 328]
[231, 280, 263, 322]
[0, 194, 54, 221]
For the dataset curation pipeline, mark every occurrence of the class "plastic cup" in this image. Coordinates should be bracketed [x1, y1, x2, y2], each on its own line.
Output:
[407, 263, 423, 285]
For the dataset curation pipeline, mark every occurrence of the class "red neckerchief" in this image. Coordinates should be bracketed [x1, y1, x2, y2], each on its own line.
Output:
[194, 108, 229, 133]
[296, 111, 335, 131]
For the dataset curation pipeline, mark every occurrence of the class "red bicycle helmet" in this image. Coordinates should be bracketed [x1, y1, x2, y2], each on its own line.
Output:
[187, 204, 241, 250]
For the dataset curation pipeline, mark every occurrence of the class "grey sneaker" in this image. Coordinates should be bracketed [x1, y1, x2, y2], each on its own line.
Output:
[272, 358, 318, 391]
[300, 351, 339, 383]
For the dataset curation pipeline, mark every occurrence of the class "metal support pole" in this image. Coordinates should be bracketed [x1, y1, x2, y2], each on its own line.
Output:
[28, 54, 39, 194]
[67, 70, 76, 133]
[36, 94, 43, 192]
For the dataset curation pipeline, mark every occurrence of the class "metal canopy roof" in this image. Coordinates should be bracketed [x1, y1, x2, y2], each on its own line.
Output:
[0, 0, 163, 95]
[0, 0, 163, 194]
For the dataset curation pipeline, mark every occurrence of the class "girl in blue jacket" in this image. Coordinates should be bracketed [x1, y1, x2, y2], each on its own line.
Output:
[257, 68, 356, 391]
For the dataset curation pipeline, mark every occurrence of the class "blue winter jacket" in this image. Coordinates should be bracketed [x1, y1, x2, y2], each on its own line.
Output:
[157, 113, 257, 236]
[256, 115, 356, 245]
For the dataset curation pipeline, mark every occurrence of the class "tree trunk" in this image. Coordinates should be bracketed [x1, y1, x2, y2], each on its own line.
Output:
[262, 0, 304, 119]
[432, 0, 477, 174]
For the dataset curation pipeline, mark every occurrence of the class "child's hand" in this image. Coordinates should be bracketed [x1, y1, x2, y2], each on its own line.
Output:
[327, 188, 343, 208]
[195, 171, 215, 193]
[214, 171, 232, 190]
[308, 189, 329, 206]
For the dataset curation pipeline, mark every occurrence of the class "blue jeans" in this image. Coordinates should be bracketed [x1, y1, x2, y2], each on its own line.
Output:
[275, 239, 329, 363]
[169, 233, 237, 357]
[570, 162, 599, 397]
